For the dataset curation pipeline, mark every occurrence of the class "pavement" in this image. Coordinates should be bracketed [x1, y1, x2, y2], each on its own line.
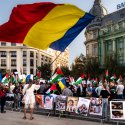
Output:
[0, 110, 111, 125]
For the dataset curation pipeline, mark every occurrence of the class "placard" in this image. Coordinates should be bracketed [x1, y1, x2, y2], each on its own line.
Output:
[89, 97, 102, 116]
[55, 95, 67, 111]
[43, 95, 53, 110]
[76, 98, 90, 116]
[66, 97, 78, 113]
[110, 101, 125, 120]
[35, 95, 44, 108]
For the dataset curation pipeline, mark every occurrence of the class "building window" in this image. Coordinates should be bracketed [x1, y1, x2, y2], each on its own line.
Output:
[23, 59, 27, 66]
[30, 59, 34, 66]
[0, 51, 6, 57]
[11, 59, 16, 66]
[86, 46, 89, 55]
[30, 69, 33, 74]
[23, 51, 27, 57]
[36, 53, 38, 58]
[117, 55, 124, 65]
[36, 60, 37, 66]
[92, 44, 97, 56]
[105, 40, 113, 54]
[11, 43, 16, 46]
[93, 31, 96, 38]
[1, 42, 6, 46]
[11, 51, 17, 57]
[1, 59, 6, 66]
[30, 51, 34, 57]
[23, 68, 26, 74]
[116, 37, 124, 51]
[118, 22, 123, 30]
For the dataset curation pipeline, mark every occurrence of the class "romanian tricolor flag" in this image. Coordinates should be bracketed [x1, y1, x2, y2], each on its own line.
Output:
[58, 78, 66, 90]
[0, 2, 94, 52]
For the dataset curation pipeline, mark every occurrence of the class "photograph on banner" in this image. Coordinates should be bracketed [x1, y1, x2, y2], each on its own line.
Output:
[89, 97, 102, 116]
[110, 101, 125, 119]
[43, 95, 54, 110]
[6, 93, 14, 101]
[35, 95, 44, 108]
[55, 95, 67, 111]
[76, 97, 90, 116]
[66, 97, 78, 113]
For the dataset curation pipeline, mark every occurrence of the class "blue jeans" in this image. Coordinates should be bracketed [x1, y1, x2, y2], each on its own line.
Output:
[117, 94, 123, 99]
[102, 98, 108, 118]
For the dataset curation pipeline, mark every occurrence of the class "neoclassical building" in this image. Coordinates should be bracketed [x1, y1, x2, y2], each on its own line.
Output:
[0, 42, 69, 74]
[84, 0, 125, 67]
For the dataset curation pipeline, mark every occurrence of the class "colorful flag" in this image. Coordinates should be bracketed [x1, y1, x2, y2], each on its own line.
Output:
[26, 74, 34, 83]
[74, 74, 84, 85]
[2, 73, 9, 84]
[0, 2, 94, 52]
[46, 84, 57, 94]
[0, 73, 2, 82]
[50, 68, 63, 83]
[58, 78, 66, 90]
[105, 69, 108, 77]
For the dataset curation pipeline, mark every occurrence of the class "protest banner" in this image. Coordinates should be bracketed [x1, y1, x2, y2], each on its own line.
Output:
[66, 97, 78, 113]
[43, 95, 54, 110]
[55, 95, 67, 111]
[76, 97, 90, 116]
[110, 101, 125, 120]
[35, 94, 44, 108]
[89, 97, 102, 116]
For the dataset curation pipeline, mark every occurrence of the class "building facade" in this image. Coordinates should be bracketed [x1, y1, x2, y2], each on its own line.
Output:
[84, 0, 125, 67]
[0, 42, 69, 74]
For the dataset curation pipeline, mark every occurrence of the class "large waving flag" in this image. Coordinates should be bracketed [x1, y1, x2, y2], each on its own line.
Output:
[0, 2, 94, 52]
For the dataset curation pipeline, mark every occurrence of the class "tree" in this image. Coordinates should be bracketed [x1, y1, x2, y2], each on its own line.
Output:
[37, 63, 52, 80]
[60, 66, 71, 77]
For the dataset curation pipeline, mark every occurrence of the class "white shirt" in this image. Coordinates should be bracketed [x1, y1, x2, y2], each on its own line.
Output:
[116, 84, 124, 95]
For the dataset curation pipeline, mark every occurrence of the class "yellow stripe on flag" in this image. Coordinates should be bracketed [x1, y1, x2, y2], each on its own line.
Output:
[58, 81, 65, 90]
[23, 4, 85, 50]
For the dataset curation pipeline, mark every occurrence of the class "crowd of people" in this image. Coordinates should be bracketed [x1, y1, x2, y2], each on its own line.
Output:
[0, 72, 125, 119]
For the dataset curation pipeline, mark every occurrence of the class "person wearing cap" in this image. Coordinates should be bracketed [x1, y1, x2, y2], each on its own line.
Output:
[22, 79, 40, 120]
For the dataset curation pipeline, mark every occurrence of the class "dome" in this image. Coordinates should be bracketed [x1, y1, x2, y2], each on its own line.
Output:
[89, 0, 108, 18]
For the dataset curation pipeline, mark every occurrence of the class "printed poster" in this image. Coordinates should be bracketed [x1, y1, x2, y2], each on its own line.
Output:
[55, 95, 67, 111]
[76, 97, 90, 116]
[66, 97, 78, 113]
[43, 95, 53, 110]
[35, 95, 44, 108]
[110, 101, 125, 120]
[89, 98, 102, 116]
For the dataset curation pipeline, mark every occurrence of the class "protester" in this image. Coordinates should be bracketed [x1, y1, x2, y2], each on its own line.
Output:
[62, 85, 73, 96]
[100, 83, 110, 119]
[116, 80, 124, 99]
[22, 79, 40, 120]
[0, 84, 6, 113]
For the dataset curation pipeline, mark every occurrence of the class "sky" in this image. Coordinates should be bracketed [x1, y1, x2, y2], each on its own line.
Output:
[0, 0, 124, 65]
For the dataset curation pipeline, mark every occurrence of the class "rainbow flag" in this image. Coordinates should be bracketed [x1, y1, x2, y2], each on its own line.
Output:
[0, 2, 94, 52]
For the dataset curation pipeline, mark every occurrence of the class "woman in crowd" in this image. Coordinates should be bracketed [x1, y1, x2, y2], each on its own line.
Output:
[22, 79, 40, 120]
[100, 83, 110, 119]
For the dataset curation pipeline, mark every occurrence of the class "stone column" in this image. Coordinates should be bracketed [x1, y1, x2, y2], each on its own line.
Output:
[34, 51, 36, 75]
[26, 50, 30, 74]
[112, 38, 116, 52]
[16, 49, 22, 75]
[6, 51, 10, 70]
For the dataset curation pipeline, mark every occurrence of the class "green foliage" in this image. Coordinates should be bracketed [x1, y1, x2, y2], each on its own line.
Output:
[60, 66, 70, 77]
[37, 63, 52, 80]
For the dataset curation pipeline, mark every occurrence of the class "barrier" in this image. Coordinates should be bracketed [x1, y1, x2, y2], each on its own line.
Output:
[5, 94, 125, 124]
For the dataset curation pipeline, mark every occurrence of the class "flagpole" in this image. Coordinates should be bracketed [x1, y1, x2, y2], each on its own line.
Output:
[50, 52, 62, 65]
